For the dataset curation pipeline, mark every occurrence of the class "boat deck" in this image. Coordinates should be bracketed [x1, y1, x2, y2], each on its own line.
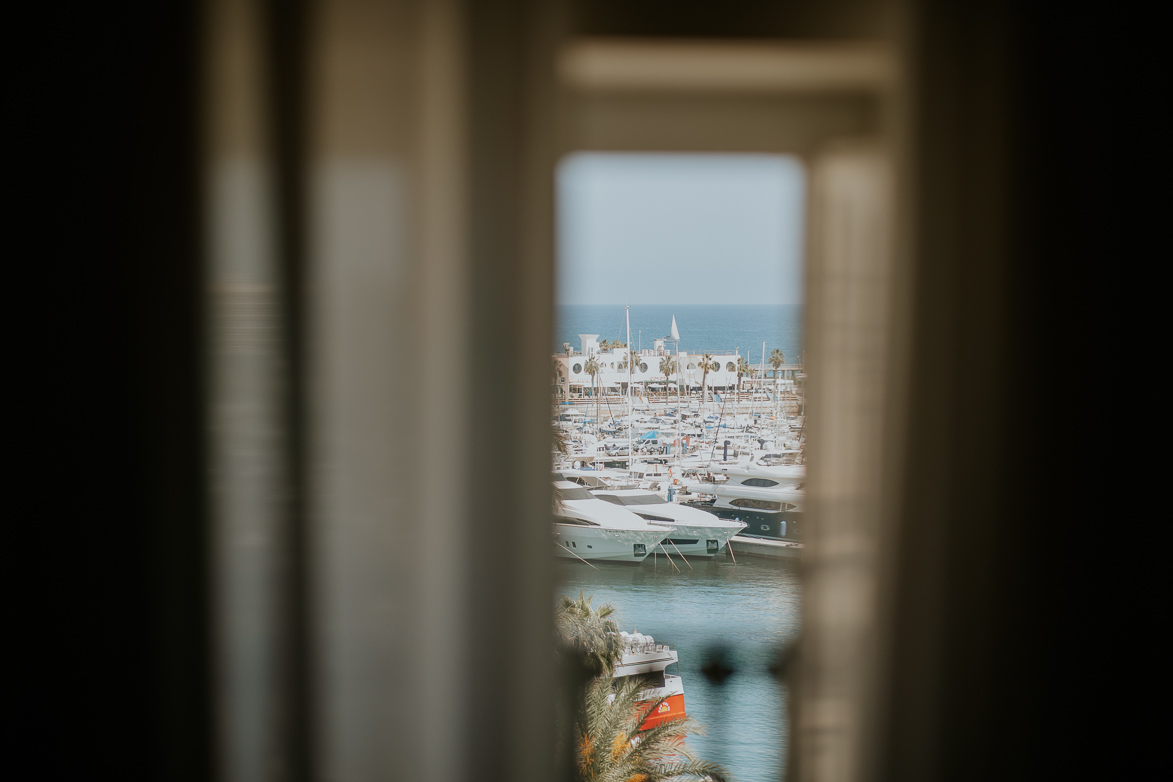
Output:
[729, 535, 803, 560]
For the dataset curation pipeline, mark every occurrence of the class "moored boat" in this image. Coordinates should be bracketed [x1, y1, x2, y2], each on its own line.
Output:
[591, 488, 746, 557]
[683, 474, 804, 542]
[710, 454, 805, 487]
[553, 480, 670, 562]
[555, 468, 640, 490]
[612, 630, 687, 730]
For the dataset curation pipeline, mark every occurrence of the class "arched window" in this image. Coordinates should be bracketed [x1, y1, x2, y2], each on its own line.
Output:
[687, 362, 696, 370]
[726, 361, 735, 372]
[572, 363, 582, 374]
[639, 362, 648, 373]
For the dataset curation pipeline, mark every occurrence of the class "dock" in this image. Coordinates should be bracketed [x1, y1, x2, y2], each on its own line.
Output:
[729, 535, 803, 560]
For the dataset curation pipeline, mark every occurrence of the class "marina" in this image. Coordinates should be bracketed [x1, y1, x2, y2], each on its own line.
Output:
[553, 308, 807, 562]
[552, 308, 806, 778]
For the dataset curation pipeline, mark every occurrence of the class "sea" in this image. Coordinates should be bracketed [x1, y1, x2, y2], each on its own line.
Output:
[555, 304, 804, 368]
[554, 304, 804, 781]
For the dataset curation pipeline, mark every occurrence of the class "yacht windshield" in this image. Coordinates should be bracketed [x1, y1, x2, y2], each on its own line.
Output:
[598, 493, 665, 507]
[554, 486, 594, 502]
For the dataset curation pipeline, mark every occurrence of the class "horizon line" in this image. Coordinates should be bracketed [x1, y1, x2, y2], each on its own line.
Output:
[558, 301, 803, 307]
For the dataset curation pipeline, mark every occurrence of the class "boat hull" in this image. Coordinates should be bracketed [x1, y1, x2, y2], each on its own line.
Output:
[638, 691, 687, 730]
[656, 524, 746, 558]
[552, 525, 667, 562]
[704, 507, 804, 542]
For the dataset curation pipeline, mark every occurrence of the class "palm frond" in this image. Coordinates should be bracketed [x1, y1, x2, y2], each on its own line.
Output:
[552, 423, 571, 455]
[573, 672, 731, 782]
[556, 592, 622, 676]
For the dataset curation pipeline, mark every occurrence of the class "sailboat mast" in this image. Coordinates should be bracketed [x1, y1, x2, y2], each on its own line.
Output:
[669, 313, 681, 474]
[626, 305, 633, 469]
[675, 338, 681, 470]
[761, 340, 768, 425]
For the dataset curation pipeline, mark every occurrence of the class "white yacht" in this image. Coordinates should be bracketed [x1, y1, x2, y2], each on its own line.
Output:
[552, 480, 670, 563]
[683, 474, 804, 542]
[556, 468, 640, 490]
[625, 460, 674, 489]
[592, 489, 747, 558]
[702, 453, 806, 487]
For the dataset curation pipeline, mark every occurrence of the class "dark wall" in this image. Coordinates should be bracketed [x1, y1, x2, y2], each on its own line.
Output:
[20, 2, 212, 780]
[877, 2, 1139, 780]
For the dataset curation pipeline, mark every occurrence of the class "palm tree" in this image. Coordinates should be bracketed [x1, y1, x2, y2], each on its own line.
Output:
[736, 356, 750, 398]
[555, 591, 622, 676]
[554, 593, 731, 782]
[553, 358, 567, 401]
[769, 348, 786, 394]
[574, 675, 730, 782]
[658, 356, 676, 403]
[584, 356, 601, 430]
[553, 592, 621, 779]
[552, 419, 571, 457]
[699, 353, 714, 410]
[599, 338, 611, 351]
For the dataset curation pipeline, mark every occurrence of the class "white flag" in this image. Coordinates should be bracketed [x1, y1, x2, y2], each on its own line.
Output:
[670, 314, 680, 342]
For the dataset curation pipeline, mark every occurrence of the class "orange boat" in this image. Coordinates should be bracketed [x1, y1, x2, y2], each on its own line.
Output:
[612, 630, 687, 730]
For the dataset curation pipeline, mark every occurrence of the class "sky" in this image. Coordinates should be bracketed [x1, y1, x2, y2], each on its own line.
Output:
[556, 153, 806, 306]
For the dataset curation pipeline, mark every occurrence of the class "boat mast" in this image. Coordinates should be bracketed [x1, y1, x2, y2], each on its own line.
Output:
[760, 340, 769, 434]
[626, 304, 633, 472]
[758, 341, 766, 431]
[750, 344, 758, 422]
[673, 316, 681, 472]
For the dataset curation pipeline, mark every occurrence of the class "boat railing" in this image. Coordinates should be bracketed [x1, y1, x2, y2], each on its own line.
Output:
[623, 642, 671, 654]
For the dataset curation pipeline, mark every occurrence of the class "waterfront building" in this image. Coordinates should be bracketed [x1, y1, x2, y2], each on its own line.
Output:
[552, 333, 803, 404]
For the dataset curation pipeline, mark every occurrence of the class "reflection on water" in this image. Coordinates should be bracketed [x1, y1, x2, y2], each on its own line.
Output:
[555, 555, 800, 782]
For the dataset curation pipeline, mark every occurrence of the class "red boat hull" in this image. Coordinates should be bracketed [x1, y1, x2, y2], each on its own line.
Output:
[638, 693, 687, 731]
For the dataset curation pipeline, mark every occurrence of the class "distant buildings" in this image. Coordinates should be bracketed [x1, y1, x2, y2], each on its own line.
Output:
[552, 333, 801, 402]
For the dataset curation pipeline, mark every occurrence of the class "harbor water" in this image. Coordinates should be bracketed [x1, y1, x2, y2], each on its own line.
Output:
[555, 554, 801, 782]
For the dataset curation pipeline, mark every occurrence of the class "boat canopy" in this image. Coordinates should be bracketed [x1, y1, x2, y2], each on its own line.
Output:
[638, 430, 661, 440]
